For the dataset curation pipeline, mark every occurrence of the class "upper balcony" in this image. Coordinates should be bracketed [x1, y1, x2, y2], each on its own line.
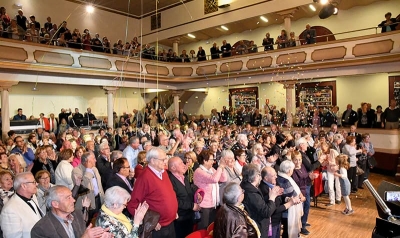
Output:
[0, 27, 400, 89]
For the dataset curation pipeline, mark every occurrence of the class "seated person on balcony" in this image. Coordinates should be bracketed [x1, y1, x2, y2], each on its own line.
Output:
[210, 42, 220, 59]
[189, 49, 197, 62]
[103, 37, 111, 53]
[236, 40, 248, 55]
[180, 50, 190, 62]
[40, 33, 50, 44]
[248, 40, 258, 53]
[288, 32, 299, 47]
[197, 46, 207, 61]
[13, 108, 27, 120]
[304, 24, 316, 44]
[378, 12, 398, 33]
[57, 32, 67, 47]
[276, 30, 288, 49]
[7, 19, 25, 40]
[67, 33, 82, 49]
[221, 40, 232, 57]
[262, 32, 274, 51]
[142, 44, 153, 59]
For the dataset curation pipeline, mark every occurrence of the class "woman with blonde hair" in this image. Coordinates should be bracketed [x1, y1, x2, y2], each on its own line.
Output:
[184, 151, 199, 184]
[9, 153, 26, 175]
[318, 141, 340, 206]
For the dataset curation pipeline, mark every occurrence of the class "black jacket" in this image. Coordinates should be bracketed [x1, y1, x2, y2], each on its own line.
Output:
[105, 173, 134, 193]
[241, 181, 276, 238]
[167, 171, 197, 222]
[96, 155, 112, 187]
[259, 181, 288, 226]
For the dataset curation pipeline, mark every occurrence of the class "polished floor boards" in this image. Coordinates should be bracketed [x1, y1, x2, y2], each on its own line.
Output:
[305, 173, 399, 238]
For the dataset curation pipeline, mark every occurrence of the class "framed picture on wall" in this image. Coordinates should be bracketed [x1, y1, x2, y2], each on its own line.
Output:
[389, 76, 400, 107]
[229, 87, 259, 110]
[295, 81, 337, 108]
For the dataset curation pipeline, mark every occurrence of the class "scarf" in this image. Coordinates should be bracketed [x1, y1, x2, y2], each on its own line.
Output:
[42, 159, 56, 184]
[187, 166, 194, 184]
[101, 204, 132, 233]
[0, 188, 15, 205]
[199, 165, 220, 207]
[278, 171, 303, 238]
[237, 204, 261, 238]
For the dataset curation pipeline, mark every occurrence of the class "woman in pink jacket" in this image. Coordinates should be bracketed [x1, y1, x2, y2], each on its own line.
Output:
[194, 150, 228, 229]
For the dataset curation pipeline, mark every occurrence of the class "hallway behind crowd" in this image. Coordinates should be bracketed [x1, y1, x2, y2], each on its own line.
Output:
[0, 96, 396, 238]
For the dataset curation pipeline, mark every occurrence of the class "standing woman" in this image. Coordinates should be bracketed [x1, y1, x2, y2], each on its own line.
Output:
[359, 133, 375, 183]
[31, 147, 58, 184]
[276, 30, 288, 49]
[342, 136, 363, 193]
[54, 149, 74, 189]
[357, 103, 372, 128]
[234, 149, 247, 175]
[193, 150, 227, 229]
[219, 150, 242, 200]
[317, 142, 340, 206]
[184, 151, 199, 184]
[71, 146, 85, 168]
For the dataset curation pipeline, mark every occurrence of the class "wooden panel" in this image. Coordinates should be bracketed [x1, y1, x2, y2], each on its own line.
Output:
[34, 50, 74, 66]
[353, 39, 394, 57]
[196, 64, 217, 75]
[374, 152, 398, 173]
[0, 46, 27, 61]
[246, 57, 273, 69]
[79, 56, 111, 69]
[115, 61, 141, 73]
[145, 64, 169, 76]
[172, 67, 193, 76]
[311, 46, 347, 61]
[220, 61, 243, 73]
[276, 52, 306, 65]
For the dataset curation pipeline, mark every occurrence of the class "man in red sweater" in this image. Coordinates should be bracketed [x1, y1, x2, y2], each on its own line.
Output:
[127, 147, 178, 238]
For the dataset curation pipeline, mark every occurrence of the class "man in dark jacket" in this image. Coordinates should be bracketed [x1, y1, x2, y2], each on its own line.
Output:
[341, 104, 358, 127]
[168, 157, 200, 238]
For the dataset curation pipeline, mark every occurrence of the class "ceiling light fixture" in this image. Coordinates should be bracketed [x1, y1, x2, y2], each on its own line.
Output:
[260, 16, 268, 22]
[187, 33, 196, 38]
[221, 25, 229, 31]
[320, 0, 329, 5]
[333, 7, 338, 15]
[309, 4, 316, 11]
[86, 5, 94, 13]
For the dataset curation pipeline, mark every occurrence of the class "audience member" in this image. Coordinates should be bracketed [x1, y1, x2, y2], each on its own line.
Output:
[262, 32, 274, 51]
[304, 24, 316, 44]
[378, 12, 398, 33]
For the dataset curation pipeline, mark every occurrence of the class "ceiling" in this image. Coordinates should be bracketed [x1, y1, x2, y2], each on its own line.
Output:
[157, 0, 387, 46]
[66, 0, 193, 18]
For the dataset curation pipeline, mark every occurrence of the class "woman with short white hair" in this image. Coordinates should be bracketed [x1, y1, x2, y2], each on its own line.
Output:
[219, 150, 241, 201]
[96, 186, 149, 238]
[277, 160, 304, 238]
[251, 143, 267, 168]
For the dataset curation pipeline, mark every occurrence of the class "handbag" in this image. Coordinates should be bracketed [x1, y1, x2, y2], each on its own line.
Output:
[139, 209, 160, 238]
[368, 156, 377, 168]
[356, 166, 364, 176]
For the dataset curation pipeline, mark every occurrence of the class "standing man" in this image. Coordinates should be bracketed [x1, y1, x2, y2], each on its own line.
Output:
[73, 108, 83, 121]
[304, 24, 316, 44]
[31, 185, 111, 237]
[382, 99, 400, 129]
[49, 113, 58, 134]
[221, 40, 232, 57]
[13, 108, 26, 120]
[58, 108, 71, 124]
[168, 157, 201, 238]
[96, 142, 112, 188]
[127, 148, 178, 238]
[197, 46, 206, 61]
[123, 136, 142, 169]
[39, 113, 50, 131]
[84, 107, 97, 122]
[341, 104, 358, 127]
[1, 172, 43, 238]
[210, 42, 220, 59]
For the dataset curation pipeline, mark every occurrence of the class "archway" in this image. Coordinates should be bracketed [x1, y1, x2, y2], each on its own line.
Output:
[299, 26, 335, 45]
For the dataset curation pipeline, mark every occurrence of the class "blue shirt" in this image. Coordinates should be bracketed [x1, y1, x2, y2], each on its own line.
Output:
[85, 168, 99, 196]
[123, 146, 142, 169]
[11, 147, 35, 166]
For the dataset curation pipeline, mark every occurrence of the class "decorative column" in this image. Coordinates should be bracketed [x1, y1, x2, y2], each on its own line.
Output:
[283, 82, 296, 128]
[103, 87, 118, 129]
[172, 38, 180, 54]
[171, 91, 181, 118]
[276, 8, 298, 34]
[0, 81, 19, 140]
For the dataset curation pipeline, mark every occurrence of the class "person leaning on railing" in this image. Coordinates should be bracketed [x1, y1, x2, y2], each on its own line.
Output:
[378, 12, 398, 33]
[262, 32, 274, 51]
[6, 19, 25, 40]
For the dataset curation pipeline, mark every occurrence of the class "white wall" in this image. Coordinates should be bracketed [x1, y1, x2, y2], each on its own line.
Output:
[3, 83, 146, 118]
[178, 0, 396, 53]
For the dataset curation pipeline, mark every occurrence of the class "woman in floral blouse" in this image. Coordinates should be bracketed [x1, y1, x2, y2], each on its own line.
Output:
[96, 186, 149, 238]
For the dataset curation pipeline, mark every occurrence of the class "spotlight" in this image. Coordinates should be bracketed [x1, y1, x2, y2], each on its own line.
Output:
[333, 7, 338, 15]
[86, 5, 94, 13]
[320, 0, 329, 4]
[309, 4, 316, 12]
[260, 16, 268, 22]
[221, 25, 229, 31]
[187, 33, 196, 39]
[318, 3, 335, 19]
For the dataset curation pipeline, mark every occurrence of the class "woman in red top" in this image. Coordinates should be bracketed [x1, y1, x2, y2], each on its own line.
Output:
[134, 151, 147, 179]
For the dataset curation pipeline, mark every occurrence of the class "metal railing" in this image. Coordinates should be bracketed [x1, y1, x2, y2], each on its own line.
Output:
[0, 24, 397, 62]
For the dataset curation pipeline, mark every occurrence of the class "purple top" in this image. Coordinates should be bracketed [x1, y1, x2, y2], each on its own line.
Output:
[292, 164, 310, 196]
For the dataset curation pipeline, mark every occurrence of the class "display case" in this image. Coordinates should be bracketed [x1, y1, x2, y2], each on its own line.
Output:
[229, 87, 258, 110]
[296, 81, 336, 108]
[389, 76, 400, 107]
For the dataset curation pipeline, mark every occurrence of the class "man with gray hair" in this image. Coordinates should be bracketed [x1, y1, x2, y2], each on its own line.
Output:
[72, 152, 104, 223]
[96, 142, 112, 187]
[1, 172, 42, 238]
[123, 136, 142, 169]
[31, 185, 112, 237]
[127, 147, 178, 238]
[231, 134, 250, 160]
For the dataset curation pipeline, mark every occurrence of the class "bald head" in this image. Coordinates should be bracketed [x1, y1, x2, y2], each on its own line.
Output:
[261, 166, 277, 185]
[168, 156, 186, 175]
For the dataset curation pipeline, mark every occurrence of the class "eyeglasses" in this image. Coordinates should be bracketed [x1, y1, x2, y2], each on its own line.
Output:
[39, 177, 50, 180]
[15, 140, 23, 143]
[155, 158, 168, 162]
[25, 181, 38, 185]
[121, 166, 130, 169]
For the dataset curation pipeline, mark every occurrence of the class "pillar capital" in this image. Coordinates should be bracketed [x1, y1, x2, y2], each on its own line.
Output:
[103, 86, 118, 94]
[171, 90, 183, 97]
[282, 81, 296, 89]
[275, 7, 299, 19]
[0, 81, 18, 91]
[171, 38, 180, 44]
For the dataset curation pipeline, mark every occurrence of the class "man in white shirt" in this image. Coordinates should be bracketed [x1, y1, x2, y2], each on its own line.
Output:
[123, 136, 142, 169]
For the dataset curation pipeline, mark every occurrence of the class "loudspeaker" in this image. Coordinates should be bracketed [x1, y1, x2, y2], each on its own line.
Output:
[319, 4, 335, 19]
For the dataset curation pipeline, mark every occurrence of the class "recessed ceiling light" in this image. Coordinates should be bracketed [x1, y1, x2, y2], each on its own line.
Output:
[260, 16, 268, 22]
[309, 4, 316, 11]
[86, 5, 94, 13]
[221, 25, 229, 31]
[333, 7, 338, 15]
[320, 0, 329, 4]
[187, 33, 196, 38]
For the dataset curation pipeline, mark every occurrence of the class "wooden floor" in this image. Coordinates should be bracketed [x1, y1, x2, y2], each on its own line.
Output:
[306, 173, 400, 238]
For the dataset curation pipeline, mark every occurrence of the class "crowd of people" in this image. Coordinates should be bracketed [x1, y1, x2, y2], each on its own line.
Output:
[0, 96, 388, 237]
[1, 6, 398, 63]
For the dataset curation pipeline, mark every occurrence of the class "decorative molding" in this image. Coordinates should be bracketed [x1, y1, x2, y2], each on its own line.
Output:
[204, 0, 218, 14]
[352, 39, 394, 57]
[311, 46, 347, 61]
[34, 50, 74, 66]
[0, 45, 28, 62]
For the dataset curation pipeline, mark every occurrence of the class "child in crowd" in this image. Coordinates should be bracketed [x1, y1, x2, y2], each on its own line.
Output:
[334, 154, 354, 215]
